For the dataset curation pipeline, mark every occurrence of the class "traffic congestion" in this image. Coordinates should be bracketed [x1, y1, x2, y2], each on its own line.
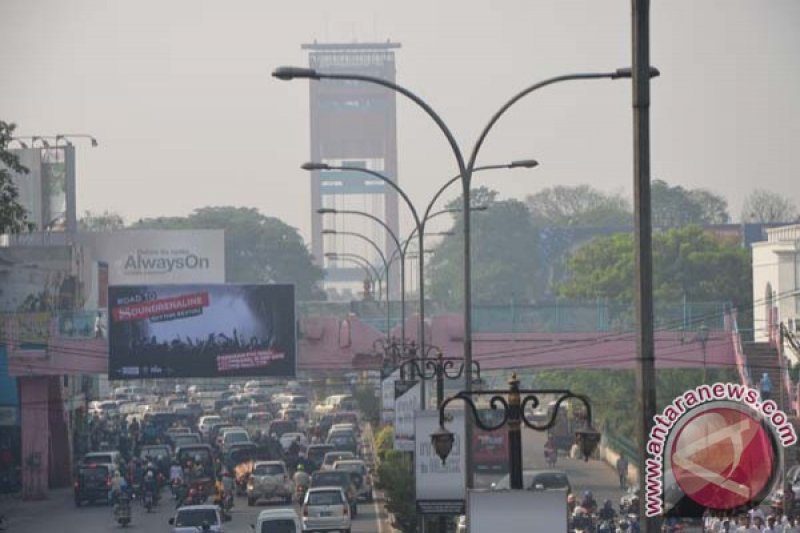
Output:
[71, 379, 377, 533]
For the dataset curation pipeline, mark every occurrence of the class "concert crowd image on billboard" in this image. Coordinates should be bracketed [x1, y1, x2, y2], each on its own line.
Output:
[108, 284, 295, 379]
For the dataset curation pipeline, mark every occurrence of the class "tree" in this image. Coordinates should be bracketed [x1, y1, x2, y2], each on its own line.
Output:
[651, 180, 730, 227]
[526, 185, 631, 228]
[0, 121, 34, 233]
[79, 210, 125, 231]
[559, 225, 751, 308]
[741, 189, 797, 223]
[134, 206, 325, 300]
[428, 187, 542, 307]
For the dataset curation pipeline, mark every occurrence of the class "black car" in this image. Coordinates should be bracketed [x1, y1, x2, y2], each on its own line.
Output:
[74, 463, 114, 506]
[307, 444, 335, 472]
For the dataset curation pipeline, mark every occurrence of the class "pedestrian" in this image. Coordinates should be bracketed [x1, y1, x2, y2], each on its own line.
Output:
[760, 372, 773, 402]
[94, 312, 105, 339]
[616, 454, 629, 490]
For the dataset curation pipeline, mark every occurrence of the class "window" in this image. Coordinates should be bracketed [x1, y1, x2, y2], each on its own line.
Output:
[308, 490, 343, 506]
[261, 519, 297, 533]
[253, 464, 285, 476]
[175, 509, 218, 527]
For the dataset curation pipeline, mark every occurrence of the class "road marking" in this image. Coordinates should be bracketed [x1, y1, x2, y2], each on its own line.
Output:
[373, 498, 385, 533]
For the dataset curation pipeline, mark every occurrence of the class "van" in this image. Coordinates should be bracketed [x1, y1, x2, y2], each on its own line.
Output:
[254, 508, 301, 533]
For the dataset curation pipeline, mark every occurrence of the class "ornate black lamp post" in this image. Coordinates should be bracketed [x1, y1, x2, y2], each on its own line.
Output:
[398, 346, 481, 408]
[431, 374, 600, 490]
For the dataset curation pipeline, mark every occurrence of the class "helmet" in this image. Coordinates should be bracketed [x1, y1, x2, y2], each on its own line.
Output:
[297, 464, 304, 471]
[146, 471, 154, 479]
[583, 490, 593, 498]
[194, 455, 202, 462]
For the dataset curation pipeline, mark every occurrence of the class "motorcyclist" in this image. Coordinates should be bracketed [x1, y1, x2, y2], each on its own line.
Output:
[110, 470, 127, 505]
[192, 455, 205, 479]
[222, 471, 235, 503]
[567, 493, 577, 515]
[293, 464, 310, 489]
[581, 490, 597, 514]
[143, 471, 158, 507]
[114, 490, 132, 524]
[598, 499, 616, 522]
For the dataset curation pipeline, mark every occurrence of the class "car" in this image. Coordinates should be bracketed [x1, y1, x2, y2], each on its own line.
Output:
[279, 408, 307, 430]
[221, 429, 251, 452]
[209, 423, 236, 447]
[169, 504, 224, 533]
[286, 394, 310, 413]
[80, 451, 123, 469]
[321, 451, 355, 471]
[491, 469, 571, 493]
[310, 470, 358, 516]
[266, 420, 297, 439]
[254, 508, 302, 533]
[247, 460, 293, 506]
[198, 415, 223, 437]
[333, 459, 373, 502]
[279, 432, 308, 452]
[302, 487, 352, 533]
[326, 429, 358, 455]
[307, 444, 335, 472]
[332, 411, 359, 428]
[171, 433, 203, 449]
[139, 444, 172, 475]
[74, 462, 115, 506]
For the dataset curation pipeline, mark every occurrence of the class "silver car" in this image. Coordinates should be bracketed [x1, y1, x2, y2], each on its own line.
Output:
[247, 460, 293, 506]
[302, 487, 351, 533]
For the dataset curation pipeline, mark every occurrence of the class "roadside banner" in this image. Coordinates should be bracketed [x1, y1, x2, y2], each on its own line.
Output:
[394, 380, 419, 452]
[381, 368, 401, 424]
[468, 489, 567, 533]
[415, 409, 466, 515]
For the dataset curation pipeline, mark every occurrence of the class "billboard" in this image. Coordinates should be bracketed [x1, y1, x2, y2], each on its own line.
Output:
[108, 284, 295, 379]
[416, 410, 466, 515]
[77, 230, 225, 287]
[394, 380, 419, 452]
[468, 489, 567, 533]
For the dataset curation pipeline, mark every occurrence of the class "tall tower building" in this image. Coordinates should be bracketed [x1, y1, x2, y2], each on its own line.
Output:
[303, 41, 401, 300]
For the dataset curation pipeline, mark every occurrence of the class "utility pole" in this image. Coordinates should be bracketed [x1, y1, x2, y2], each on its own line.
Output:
[631, 0, 659, 531]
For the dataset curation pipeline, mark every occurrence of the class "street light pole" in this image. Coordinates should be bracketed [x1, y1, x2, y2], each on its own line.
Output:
[275, 64, 656, 491]
[325, 252, 384, 302]
[323, 229, 392, 337]
[317, 207, 408, 346]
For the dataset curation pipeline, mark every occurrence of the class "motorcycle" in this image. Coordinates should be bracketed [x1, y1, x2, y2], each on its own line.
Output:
[114, 494, 132, 527]
[294, 483, 308, 504]
[143, 490, 154, 513]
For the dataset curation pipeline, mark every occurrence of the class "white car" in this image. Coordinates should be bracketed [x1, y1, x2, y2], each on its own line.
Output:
[198, 415, 222, 437]
[302, 487, 351, 533]
[169, 505, 223, 533]
[247, 461, 293, 505]
[254, 509, 301, 533]
[279, 432, 308, 452]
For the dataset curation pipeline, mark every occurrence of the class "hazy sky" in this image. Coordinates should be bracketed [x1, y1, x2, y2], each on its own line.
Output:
[1, 1, 798, 242]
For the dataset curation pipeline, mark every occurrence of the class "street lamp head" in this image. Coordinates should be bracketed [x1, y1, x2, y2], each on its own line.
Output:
[54, 135, 73, 147]
[272, 66, 320, 81]
[89, 136, 99, 147]
[575, 427, 601, 462]
[31, 136, 50, 148]
[611, 67, 661, 80]
[509, 159, 539, 169]
[317, 208, 338, 215]
[431, 425, 455, 465]
[301, 161, 330, 171]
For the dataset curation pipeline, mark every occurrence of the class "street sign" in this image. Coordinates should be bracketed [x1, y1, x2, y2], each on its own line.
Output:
[415, 409, 465, 514]
[394, 380, 419, 452]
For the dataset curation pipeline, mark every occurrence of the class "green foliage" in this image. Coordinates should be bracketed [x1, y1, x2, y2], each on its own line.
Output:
[79, 210, 125, 231]
[526, 184, 631, 228]
[134, 206, 325, 300]
[534, 367, 740, 447]
[651, 179, 730, 227]
[353, 386, 379, 425]
[0, 121, 34, 234]
[741, 189, 797, 223]
[559, 225, 751, 308]
[428, 187, 543, 307]
[376, 450, 416, 533]
[373, 425, 394, 461]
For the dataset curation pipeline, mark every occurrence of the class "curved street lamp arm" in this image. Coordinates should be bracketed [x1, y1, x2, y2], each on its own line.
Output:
[421, 164, 510, 225]
[333, 165, 423, 229]
[329, 231, 390, 273]
[322, 209, 403, 257]
[327, 254, 383, 284]
[319, 72, 468, 179]
[466, 73, 615, 176]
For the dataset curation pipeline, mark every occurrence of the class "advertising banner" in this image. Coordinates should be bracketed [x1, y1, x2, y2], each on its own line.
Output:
[108, 284, 295, 379]
[16, 312, 50, 351]
[416, 410, 466, 515]
[394, 380, 419, 452]
[468, 489, 567, 533]
[58, 311, 105, 339]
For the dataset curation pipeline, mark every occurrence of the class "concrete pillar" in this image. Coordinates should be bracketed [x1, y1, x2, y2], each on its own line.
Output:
[19, 376, 49, 500]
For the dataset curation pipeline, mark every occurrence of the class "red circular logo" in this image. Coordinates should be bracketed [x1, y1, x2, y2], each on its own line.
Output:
[670, 406, 776, 510]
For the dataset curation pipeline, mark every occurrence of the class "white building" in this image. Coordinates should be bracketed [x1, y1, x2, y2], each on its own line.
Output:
[752, 224, 800, 360]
